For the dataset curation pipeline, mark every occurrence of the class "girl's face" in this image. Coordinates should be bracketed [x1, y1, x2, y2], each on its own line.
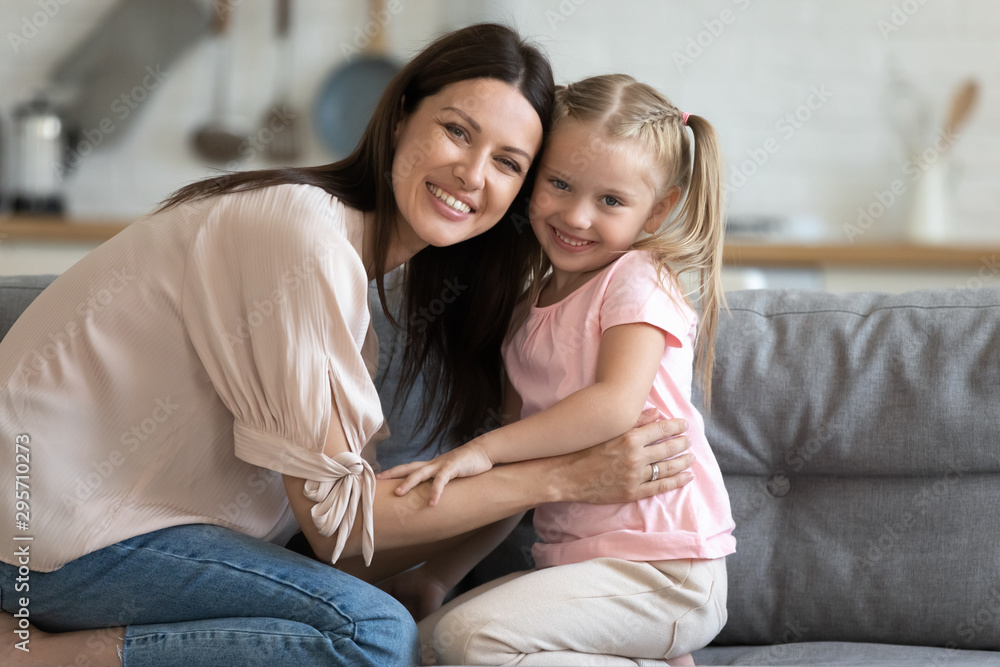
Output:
[390, 78, 544, 253]
[529, 119, 675, 281]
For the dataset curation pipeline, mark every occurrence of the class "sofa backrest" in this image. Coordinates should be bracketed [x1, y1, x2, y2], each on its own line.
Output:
[701, 288, 1000, 651]
[0, 274, 57, 343]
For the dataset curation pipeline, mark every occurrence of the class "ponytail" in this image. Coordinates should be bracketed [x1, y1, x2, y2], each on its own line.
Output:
[660, 113, 727, 408]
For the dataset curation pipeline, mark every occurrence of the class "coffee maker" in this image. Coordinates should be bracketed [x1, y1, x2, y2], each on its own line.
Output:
[9, 97, 69, 215]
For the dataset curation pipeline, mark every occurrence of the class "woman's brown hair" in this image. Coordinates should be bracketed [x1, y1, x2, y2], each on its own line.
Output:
[160, 23, 554, 447]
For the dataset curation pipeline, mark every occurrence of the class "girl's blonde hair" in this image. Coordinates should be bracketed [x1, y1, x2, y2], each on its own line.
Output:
[549, 74, 727, 406]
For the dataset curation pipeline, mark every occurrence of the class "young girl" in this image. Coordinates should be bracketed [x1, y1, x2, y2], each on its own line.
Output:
[380, 74, 735, 666]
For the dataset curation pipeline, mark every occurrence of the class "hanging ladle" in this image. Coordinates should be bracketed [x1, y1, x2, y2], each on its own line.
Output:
[191, 0, 246, 164]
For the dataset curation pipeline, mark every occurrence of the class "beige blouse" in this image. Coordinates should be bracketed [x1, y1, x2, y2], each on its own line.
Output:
[0, 184, 387, 572]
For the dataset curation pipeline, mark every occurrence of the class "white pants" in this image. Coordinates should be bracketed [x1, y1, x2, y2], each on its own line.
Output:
[418, 557, 728, 666]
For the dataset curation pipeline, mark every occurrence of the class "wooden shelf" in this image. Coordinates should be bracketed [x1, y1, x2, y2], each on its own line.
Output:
[723, 243, 996, 269]
[0, 217, 129, 242]
[2, 217, 996, 270]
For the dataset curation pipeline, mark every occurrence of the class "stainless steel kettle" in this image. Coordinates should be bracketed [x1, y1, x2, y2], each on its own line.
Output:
[11, 97, 68, 214]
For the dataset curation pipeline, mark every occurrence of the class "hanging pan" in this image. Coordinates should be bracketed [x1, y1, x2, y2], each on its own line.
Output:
[313, 0, 400, 157]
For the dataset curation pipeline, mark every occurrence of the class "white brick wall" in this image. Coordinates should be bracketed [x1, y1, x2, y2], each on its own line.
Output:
[1, 0, 998, 245]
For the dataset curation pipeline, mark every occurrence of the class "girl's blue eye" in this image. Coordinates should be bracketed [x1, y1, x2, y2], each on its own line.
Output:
[601, 195, 622, 207]
[551, 179, 569, 190]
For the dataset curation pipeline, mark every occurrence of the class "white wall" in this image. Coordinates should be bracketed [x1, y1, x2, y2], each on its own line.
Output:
[1, 1, 998, 252]
[472, 0, 1000, 246]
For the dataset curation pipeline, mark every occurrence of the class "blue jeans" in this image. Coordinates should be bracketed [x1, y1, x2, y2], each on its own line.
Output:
[0, 524, 419, 666]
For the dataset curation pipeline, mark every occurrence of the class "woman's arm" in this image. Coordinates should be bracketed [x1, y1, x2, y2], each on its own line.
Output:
[284, 395, 693, 564]
[283, 454, 541, 564]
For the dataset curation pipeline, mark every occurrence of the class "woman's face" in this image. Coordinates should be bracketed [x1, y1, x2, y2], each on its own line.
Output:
[390, 77, 544, 250]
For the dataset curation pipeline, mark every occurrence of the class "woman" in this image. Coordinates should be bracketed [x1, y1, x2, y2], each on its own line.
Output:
[0, 24, 694, 667]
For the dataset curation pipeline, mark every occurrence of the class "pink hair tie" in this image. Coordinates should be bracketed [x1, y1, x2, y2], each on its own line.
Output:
[682, 112, 691, 125]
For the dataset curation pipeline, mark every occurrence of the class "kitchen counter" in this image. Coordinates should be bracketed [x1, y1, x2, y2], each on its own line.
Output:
[724, 242, 996, 269]
[0, 217, 129, 242]
[2, 217, 996, 270]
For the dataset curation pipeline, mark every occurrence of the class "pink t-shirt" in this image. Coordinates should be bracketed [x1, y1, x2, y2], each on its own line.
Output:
[502, 250, 736, 568]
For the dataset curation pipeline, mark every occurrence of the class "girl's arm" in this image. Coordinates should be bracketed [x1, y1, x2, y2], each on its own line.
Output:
[383, 323, 668, 501]
[283, 385, 694, 567]
[478, 322, 667, 462]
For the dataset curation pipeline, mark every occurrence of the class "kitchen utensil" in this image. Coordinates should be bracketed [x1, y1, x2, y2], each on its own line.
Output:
[313, 0, 400, 157]
[51, 0, 208, 152]
[904, 78, 980, 244]
[262, 0, 302, 162]
[192, 1, 246, 164]
[0, 114, 6, 213]
[10, 97, 69, 215]
[944, 79, 979, 139]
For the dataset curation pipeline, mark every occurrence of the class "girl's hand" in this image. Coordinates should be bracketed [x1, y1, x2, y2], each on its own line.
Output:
[379, 443, 495, 506]
[377, 565, 451, 622]
[555, 409, 695, 505]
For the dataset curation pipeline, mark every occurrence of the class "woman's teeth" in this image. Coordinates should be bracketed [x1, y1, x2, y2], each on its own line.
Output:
[428, 184, 471, 213]
[555, 228, 592, 247]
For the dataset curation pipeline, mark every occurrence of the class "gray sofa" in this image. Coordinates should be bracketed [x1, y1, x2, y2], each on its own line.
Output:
[3, 273, 999, 666]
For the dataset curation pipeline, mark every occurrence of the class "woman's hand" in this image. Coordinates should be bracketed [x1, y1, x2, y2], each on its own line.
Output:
[379, 442, 494, 507]
[552, 408, 695, 505]
[378, 565, 452, 622]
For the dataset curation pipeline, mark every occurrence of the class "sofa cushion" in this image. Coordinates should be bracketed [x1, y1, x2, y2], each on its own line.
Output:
[0, 274, 57, 343]
[700, 288, 1000, 651]
[695, 641, 1000, 666]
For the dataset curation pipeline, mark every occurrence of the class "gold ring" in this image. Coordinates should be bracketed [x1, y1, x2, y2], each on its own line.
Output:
[650, 462, 660, 482]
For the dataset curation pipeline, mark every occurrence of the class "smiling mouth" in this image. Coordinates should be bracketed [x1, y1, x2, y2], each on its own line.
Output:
[553, 227, 594, 247]
[427, 183, 473, 214]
